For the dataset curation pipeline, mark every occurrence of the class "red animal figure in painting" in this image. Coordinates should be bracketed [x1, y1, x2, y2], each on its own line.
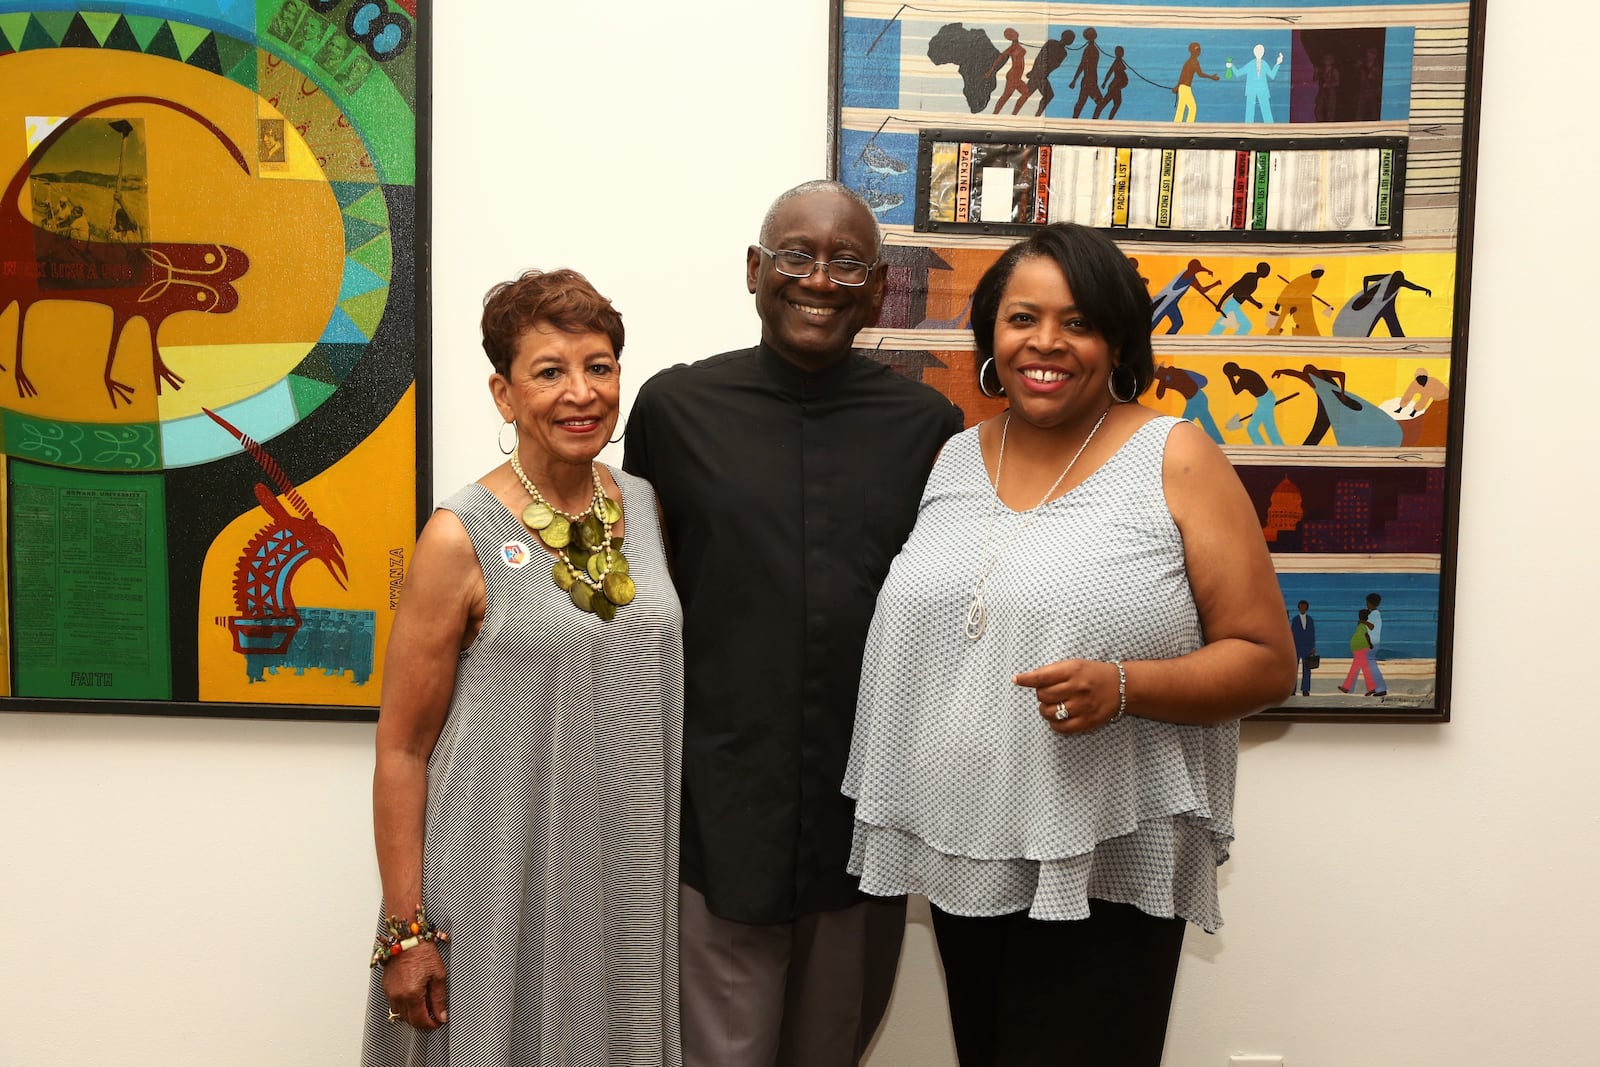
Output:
[0, 96, 252, 407]
[204, 407, 348, 658]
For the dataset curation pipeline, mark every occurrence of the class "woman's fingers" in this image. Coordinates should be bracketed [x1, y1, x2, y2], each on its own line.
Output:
[1020, 660, 1115, 732]
[383, 944, 448, 1030]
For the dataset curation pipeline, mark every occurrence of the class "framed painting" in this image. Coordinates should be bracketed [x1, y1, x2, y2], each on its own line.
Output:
[0, 0, 428, 720]
[829, 0, 1486, 722]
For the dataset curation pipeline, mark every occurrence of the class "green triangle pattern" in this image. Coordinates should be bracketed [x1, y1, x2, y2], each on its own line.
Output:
[213, 32, 253, 79]
[80, 11, 119, 45]
[321, 343, 366, 381]
[0, 23, 13, 54]
[339, 288, 387, 339]
[290, 346, 339, 386]
[342, 215, 384, 252]
[103, 16, 142, 53]
[32, 11, 74, 42]
[185, 33, 222, 74]
[60, 13, 100, 48]
[338, 258, 387, 301]
[345, 187, 389, 225]
[123, 14, 163, 51]
[224, 50, 255, 89]
[328, 181, 377, 210]
[20, 17, 57, 51]
[288, 374, 337, 417]
[144, 21, 182, 60]
[293, 343, 367, 383]
[168, 20, 209, 60]
[0, 15, 29, 48]
[349, 232, 392, 278]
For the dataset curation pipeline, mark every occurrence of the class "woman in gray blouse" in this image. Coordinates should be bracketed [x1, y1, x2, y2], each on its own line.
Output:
[843, 224, 1294, 1065]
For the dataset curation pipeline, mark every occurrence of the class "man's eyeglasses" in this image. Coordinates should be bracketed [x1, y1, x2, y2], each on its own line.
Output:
[756, 245, 877, 287]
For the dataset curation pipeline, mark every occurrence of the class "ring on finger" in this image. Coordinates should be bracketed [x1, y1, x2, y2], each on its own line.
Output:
[1053, 702, 1068, 721]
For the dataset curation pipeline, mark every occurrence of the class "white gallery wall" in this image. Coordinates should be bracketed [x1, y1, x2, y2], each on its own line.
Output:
[4, 1, 1597, 1064]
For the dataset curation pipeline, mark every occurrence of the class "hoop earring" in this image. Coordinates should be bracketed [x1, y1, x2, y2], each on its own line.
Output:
[498, 420, 517, 455]
[978, 357, 1005, 399]
[1107, 364, 1139, 404]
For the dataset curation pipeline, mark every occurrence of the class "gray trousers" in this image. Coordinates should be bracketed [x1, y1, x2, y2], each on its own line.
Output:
[677, 884, 907, 1067]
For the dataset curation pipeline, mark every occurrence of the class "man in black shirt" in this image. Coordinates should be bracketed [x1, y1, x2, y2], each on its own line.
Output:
[624, 180, 962, 1066]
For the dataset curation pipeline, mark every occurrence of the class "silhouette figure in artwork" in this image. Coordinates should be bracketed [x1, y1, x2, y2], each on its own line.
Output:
[1267, 267, 1329, 336]
[1271, 364, 1402, 447]
[1241, 44, 1283, 123]
[1290, 601, 1317, 697]
[1315, 53, 1342, 121]
[1222, 361, 1284, 445]
[0, 96, 252, 407]
[1356, 46, 1384, 120]
[1173, 42, 1220, 122]
[1332, 271, 1433, 338]
[1397, 367, 1448, 417]
[1361, 592, 1388, 697]
[986, 28, 1029, 114]
[1013, 29, 1075, 116]
[927, 23, 1003, 113]
[1153, 363, 1224, 442]
[1339, 609, 1378, 695]
[1069, 27, 1104, 118]
[1209, 261, 1272, 336]
[106, 119, 143, 241]
[109, 192, 141, 241]
[1390, 366, 1450, 448]
[1096, 46, 1130, 118]
[1150, 258, 1218, 334]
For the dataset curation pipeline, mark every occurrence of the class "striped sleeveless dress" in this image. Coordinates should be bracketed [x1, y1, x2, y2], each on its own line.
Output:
[363, 468, 682, 1065]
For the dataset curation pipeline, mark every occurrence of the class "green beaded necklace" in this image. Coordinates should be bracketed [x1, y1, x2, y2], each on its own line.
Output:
[508, 451, 636, 621]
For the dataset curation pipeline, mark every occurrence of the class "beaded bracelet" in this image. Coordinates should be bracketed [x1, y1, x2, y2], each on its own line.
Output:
[369, 905, 448, 969]
[1110, 660, 1127, 722]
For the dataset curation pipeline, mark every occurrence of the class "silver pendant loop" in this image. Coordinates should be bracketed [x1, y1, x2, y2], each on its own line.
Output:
[965, 593, 988, 641]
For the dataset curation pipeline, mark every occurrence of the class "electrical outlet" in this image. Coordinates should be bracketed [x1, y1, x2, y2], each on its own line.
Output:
[1228, 1057, 1284, 1067]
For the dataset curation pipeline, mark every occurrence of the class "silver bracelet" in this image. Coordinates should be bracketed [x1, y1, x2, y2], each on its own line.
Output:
[1111, 660, 1126, 722]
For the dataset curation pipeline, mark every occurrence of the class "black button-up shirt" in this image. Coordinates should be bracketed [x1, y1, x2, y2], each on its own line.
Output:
[624, 344, 962, 923]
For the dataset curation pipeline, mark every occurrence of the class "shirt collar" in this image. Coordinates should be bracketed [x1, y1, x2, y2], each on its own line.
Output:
[757, 341, 858, 396]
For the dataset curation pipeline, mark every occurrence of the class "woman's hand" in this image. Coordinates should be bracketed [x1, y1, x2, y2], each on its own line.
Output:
[1015, 659, 1122, 735]
[382, 942, 448, 1030]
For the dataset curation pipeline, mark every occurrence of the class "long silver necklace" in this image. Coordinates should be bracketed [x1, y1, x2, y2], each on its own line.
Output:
[965, 409, 1109, 641]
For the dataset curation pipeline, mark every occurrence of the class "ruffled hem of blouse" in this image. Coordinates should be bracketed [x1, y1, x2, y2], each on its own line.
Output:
[844, 717, 1237, 860]
[849, 818, 1226, 933]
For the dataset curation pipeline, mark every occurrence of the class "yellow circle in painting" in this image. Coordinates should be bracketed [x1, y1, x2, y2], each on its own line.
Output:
[0, 49, 344, 428]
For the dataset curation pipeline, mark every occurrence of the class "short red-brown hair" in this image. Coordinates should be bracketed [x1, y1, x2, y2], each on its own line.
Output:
[480, 268, 625, 376]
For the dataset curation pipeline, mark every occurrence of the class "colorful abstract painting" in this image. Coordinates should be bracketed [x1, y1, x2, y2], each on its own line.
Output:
[0, 0, 425, 718]
[830, 0, 1485, 720]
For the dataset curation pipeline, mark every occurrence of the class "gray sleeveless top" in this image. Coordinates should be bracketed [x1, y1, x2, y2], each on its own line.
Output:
[363, 468, 683, 1066]
[843, 417, 1236, 932]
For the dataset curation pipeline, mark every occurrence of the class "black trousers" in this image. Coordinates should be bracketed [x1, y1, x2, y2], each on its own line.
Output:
[930, 899, 1188, 1067]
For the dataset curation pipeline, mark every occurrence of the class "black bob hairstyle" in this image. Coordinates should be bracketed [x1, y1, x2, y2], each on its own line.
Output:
[970, 223, 1154, 399]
